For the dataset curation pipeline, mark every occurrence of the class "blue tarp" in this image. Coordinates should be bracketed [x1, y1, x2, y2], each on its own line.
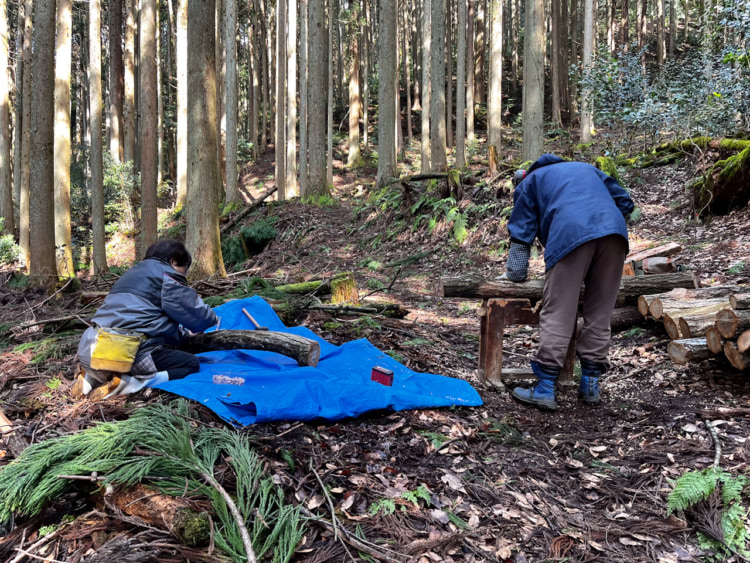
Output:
[154, 296, 483, 425]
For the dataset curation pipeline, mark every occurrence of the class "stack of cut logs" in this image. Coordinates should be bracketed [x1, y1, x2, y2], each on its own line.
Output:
[640, 288, 750, 370]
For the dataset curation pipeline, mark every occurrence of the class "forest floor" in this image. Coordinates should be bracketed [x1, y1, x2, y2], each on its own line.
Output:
[1, 135, 750, 563]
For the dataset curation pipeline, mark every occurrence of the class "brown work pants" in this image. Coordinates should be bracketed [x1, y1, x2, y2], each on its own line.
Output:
[535, 235, 628, 370]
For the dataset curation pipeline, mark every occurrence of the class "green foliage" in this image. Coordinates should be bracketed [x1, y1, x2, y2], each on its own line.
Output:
[728, 261, 746, 274]
[222, 219, 279, 267]
[629, 207, 643, 223]
[368, 498, 396, 517]
[301, 193, 337, 206]
[385, 350, 404, 363]
[418, 431, 450, 449]
[446, 511, 469, 530]
[0, 219, 20, 265]
[12, 334, 79, 364]
[403, 338, 432, 347]
[237, 138, 255, 162]
[401, 484, 432, 508]
[0, 400, 305, 563]
[366, 278, 385, 290]
[667, 468, 749, 559]
[622, 327, 646, 338]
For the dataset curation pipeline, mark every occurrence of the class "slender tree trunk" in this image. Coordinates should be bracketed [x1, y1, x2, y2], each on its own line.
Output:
[275, 0, 287, 198]
[511, 0, 519, 95]
[683, 0, 689, 43]
[12, 5, 23, 236]
[474, 0, 485, 104]
[307, 0, 328, 196]
[420, 0, 431, 172]
[402, 0, 413, 147]
[299, 0, 308, 192]
[187, 0, 226, 279]
[521, 0, 544, 160]
[327, 0, 333, 186]
[157, 20, 164, 188]
[286, 0, 297, 196]
[348, 1, 363, 166]
[29, 0, 57, 281]
[376, 0, 398, 187]
[224, 0, 240, 204]
[19, 0, 32, 265]
[140, 0, 159, 255]
[570, 0, 579, 112]
[90, 0, 108, 274]
[109, 0, 124, 162]
[580, 0, 595, 143]
[455, 0, 467, 167]
[257, 0, 269, 151]
[668, 0, 675, 56]
[488, 0, 502, 150]
[560, 0, 571, 123]
[550, 0, 561, 126]
[123, 0, 137, 165]
[54, 0, 75, 277]
[0, 0, 13, 236]
[175, 0, 188, 208]
[445, 0, 452, 147]
[606, 0, 614, 52]
[621, 0, 629, 48]
[430, 0, 447, 172]
[362, 0, 370, 150]
[466, 0, 475, 140]
[638, 0, 647, 67]
[657, 0, 665, 65]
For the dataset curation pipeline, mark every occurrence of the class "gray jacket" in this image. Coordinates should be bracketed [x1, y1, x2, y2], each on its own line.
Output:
[77, 257, 217, 379]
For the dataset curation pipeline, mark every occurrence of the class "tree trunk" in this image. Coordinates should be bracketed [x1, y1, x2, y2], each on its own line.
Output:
[738, 329, 750, 354]
[430, 0, 448, 172]
[668, 0, 675, 56]
[474, 0, 485, 103]
[109, 0, 125, 162]
[306, 0, 328, 197]
[187, 0, 227, 280]
[420, 0, 431, 172]
[285, 0, 297, 197]
[705, 325, 724, 354]
[0, 0, 14, 236]
[440, 272, 700, 303]
[19, 0, 32, 265]
[621, 0, 629, 47]
[580, 0, 595, 143]
[182, 330, 321, 367]
[299, 0, 308, 192]
[455, 0, 467, 167]
[638, 285, 741, 319]
[54, 0, 75, 278]
[444, 0, 452, 148]
[11, 4, 22, 237]
[29, 0, 57, 282]
[675, 307, 732, 339]
[724, 342, 750, 371]
[327, 2, 333, 187]
[730, 294, 750, 310]
[90, 0, 108, 274]
[257, 0, 269, 151]
[550, 0, 561, 126]
[521, 0, 544, 161]
[224, 0, 240, 205]
[348, 2, 363, 167]
[668, 338, 712, 365]
[274, 0, 286, 198]
[657, 0, 665, 65]
[362, 0, 370, 151]
[140, 0, 159, 256]
[376, 0, 398, 188]
[487, 0, 502, 151]
[123, 0, 137, 165]
[653, 298, 732, 323]
[466, 0, 475, 141]
[716, 308, 750, 339]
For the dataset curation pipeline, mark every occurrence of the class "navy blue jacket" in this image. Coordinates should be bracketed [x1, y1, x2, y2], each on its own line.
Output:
[507, 154, 634, 270]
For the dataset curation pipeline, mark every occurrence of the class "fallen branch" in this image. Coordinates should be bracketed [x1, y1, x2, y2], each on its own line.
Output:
[181, 330, 321, 367]
[220, 186, 278, 233]
[9, 314, 93, 333]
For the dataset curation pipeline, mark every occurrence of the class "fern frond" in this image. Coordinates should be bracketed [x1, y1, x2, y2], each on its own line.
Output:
[667, 469, 718, 514]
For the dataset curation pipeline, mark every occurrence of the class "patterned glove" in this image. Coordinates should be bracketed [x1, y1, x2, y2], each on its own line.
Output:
[506, 242, 531, 282]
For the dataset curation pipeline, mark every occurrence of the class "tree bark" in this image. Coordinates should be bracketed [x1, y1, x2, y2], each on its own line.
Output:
[675, 307, 733, 339]
[705, 325, 724, 354]
[668, 338, 712, 365]
[444, 0, 452, 148]
[656, 0, 665, 66]
[724, 342, 750, 371]
[521, 0, 544, 160]
[140, 0, 159, 255]
[181, 330, 321, 367]
[187, 0, 227, 280]
[0, 0, 14, 236]
[29, 0, 57, 282]
[19, 0, 32, 265]
[109, 0, 125, 162]
[376, 0, 398, 187]
[123, 0, 137, 165]
[90, 0, 108, 274]
[638, 285, 740, 319]
[440, 272, 700, 303]
[420, 0, 431, 172]
[256, 0, 269, 152]
[550, 0, 561, 126]
[299, 0, 308, 192]
[580, 0, 595, 143]
[348, 1, 363, 167]
[224, 0, 240, 205]
[729, 293, 750, 310]
[306, 0, 328, 197]
[455, 0, 467, 167]
[716, 308, 750, 339]
[285, 0, 297, 197]
[430, 0, 448, 172]
[487, 0, 502, 151]
[274, 0, 287, 198]
[656, 298, 732, 324]
[466, 0, 475, 141]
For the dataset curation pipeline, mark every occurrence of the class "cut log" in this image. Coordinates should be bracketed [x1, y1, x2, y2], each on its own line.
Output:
[668, 338, 712, 365]
[608, 306, 650, 332]
[181, 330, 321, 367]
[739, 330, 750, 354]
[675, 304, 735, 338]
[625, 241, 682, 263]
[440, 272, 699, 304]
[729, 293, 750, 310]
[724, 342, 750, 371]
[643, 286, 742, 320]
[715, 308, 750, 339]
[705, 325, 725, 354]
[103, 483, 210, 545]
[662, 315, 682, 340]
[653, 298, 731, 322]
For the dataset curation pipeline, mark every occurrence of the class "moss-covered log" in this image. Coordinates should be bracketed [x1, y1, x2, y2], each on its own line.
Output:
[692, 146, 750, 216]
[594, 156, 623, 184]
[181, 330, 321, 366]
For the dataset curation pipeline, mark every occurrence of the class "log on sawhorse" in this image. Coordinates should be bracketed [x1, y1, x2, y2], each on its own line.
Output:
[478, 298, 577, 389]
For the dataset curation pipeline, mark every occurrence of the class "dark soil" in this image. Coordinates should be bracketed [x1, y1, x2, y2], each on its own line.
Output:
[1, 142, 749, 563]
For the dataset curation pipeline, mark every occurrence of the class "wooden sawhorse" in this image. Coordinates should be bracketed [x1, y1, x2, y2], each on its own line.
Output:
[478, 298, 577, 389]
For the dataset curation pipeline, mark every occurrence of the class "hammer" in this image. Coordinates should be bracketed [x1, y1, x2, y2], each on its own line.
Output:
[242, 308, 268, 331]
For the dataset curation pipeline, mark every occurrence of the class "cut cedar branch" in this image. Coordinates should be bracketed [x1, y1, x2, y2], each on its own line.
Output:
[715, 308, 750, 339]
[663, 304, 733, 340]
[705, 325, 725, 355]
[181, 330, 321, 367]
[724, 342, 750, 371]
[440, 272, 699, 304]
[220, 185, 278, 233]
[668, 338, 712, 365]
[730, 293, 750, 310]
[637, 285, 743, 319]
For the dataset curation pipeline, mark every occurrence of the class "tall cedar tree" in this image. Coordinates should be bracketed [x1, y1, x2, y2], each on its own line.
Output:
[0, 0, 13, 235]
[90, 0, 108, 273]
[306, 0, 328, 197]
[376, 0, 398, 187]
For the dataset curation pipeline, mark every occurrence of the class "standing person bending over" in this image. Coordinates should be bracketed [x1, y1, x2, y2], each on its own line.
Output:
[77, 239, 218, 397]
[503, 154, 634, 410]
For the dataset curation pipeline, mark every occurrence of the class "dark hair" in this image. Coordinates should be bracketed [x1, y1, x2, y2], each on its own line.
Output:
[144, 239, 192, 270]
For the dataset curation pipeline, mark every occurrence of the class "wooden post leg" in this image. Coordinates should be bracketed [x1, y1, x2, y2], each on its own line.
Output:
[477, 300, 489, 386]
[485, 301, 506, 389]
